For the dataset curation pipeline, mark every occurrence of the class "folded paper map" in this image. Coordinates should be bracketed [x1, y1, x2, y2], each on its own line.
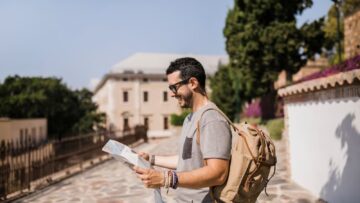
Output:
[102, 139, 164, 203]
[102, 139, 150, 168]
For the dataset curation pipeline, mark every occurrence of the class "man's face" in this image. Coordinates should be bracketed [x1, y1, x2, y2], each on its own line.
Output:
[167, 71, 193, 108]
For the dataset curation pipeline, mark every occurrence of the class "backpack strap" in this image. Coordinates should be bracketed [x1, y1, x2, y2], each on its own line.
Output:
[196, 108, 236, 145]
[195, 108, 258, 163]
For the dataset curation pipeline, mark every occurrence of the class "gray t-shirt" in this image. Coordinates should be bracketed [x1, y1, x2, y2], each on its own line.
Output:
[175, 102, 232, 203]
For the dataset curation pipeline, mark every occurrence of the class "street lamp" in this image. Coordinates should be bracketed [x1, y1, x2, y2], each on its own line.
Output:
[331, 0, 342, 63]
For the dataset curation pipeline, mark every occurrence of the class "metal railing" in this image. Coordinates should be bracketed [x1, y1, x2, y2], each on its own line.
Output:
[0, 126, 147, 201]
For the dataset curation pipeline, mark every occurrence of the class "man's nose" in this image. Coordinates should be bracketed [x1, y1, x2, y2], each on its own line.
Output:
[169, 90, 176, 97]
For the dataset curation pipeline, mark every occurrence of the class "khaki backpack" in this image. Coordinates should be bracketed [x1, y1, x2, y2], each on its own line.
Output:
[196, 108, 277, 203]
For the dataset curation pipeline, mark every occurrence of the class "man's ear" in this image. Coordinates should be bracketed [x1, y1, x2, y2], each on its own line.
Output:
[189, 77, 199, 90]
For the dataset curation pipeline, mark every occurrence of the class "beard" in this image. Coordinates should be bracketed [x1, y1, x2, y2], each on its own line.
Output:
[176, 91, 193, 109]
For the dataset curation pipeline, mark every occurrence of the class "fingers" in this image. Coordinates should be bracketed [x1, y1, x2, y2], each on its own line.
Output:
[137, 152, 149, 161]
[135, 170, 154, 188]
[133, 168, 162, 188]
[137, 173, 149, 181]
[133, 166, 148, 174]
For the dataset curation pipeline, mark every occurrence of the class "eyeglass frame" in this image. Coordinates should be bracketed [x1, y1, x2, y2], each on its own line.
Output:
[168, 77, 191, 94]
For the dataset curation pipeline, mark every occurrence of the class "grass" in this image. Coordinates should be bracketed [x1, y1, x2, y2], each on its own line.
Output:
[264, 118, 284, 140]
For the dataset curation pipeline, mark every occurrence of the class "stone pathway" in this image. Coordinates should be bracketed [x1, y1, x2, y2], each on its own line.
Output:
[16, 135, 318, 203]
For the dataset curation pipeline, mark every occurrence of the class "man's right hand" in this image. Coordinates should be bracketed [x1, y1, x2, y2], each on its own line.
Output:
[138, 152, 150, 161]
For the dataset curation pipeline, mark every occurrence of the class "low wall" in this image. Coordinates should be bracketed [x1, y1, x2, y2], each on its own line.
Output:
[280, 70, 360, 203]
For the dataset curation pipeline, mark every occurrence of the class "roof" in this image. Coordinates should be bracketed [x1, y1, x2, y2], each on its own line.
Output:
[278, 55, 360, 97]
[111, 52, 228, 75]
[278, 69, 360, 97]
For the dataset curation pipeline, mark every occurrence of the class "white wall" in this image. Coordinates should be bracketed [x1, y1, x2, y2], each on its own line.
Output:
[287, 97, 360, 203]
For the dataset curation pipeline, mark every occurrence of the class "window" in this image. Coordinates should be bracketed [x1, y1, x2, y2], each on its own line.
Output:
[163, 91, 168, 102]
[144, 117, 149, 129]
[123, 91, 128, 102]
[123, 118, 130, 131]
[164, 116, 169, 130]
[143, 91, 148, 102]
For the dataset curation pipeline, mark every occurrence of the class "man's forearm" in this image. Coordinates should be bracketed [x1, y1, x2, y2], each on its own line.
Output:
[177, 159, 229, 189]
[154, 155, 178, 170]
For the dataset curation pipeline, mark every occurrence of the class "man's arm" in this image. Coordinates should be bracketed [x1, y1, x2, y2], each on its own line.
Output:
[138, 152, 178, 170]
[153, 155, 178, 170]
[177, 158, 229, 188]
[133, 158, 229, 189]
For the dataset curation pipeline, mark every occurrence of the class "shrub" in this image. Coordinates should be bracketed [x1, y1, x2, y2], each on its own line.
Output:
[264, 118, 284, 140]
[243, 99, 262, 118]
[170, 109, 191, 126]
[238, 117, 283, 140]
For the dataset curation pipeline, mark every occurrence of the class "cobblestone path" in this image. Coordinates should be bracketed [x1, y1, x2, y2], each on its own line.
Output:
[17, 135, 317, 203]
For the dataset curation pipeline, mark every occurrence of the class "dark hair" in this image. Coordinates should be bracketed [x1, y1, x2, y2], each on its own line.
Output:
[166, 57, 206, 92]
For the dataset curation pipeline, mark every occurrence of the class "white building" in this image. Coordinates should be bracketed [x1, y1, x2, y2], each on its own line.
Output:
[93, 53, 228, 138]
[278, 69, 360, 203]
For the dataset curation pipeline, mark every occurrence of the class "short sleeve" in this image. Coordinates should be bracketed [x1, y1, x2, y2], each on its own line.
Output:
[199, 119, 232, 160]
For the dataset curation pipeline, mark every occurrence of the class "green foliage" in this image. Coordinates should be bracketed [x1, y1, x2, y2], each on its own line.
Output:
[72, 89, 106, 133]
[170, 109, 191, 126]
[342, 0, 360, 17]
[322, 0, 360, 65]
[264, 118, 284, 140]
[300, 17, 327, 59]
[221, 0, 325, 106]
[0, 75, 105, 139]
[239, 117, 284, 140]
[210, 65, 239, 121]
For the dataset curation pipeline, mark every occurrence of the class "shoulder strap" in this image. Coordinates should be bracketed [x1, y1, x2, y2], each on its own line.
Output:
[195, 108, 258, 163]
[195, 107, 237, 145]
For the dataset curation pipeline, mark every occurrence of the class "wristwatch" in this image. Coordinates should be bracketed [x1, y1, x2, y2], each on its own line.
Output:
[150, 154, 155, 166]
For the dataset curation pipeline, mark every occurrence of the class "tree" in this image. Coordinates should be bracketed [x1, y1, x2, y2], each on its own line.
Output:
[323, 0, 360, 64]
[72, 88, 106, 133]
[0, 75, 105, 139]
[210, 65, 239, 121]
[211, 0, 326, 119]
[342, 0, 360, 17]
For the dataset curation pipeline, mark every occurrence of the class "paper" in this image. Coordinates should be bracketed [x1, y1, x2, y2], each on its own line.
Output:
[102, 139, 150, 168]
[102, 139, 164, 203]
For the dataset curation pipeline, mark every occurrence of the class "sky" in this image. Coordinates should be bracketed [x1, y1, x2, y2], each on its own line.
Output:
[0, 0, 333, 90]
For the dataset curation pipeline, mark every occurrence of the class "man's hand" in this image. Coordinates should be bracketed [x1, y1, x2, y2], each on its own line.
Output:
[138, 152, 150, 161]
[133, 166, 164, 188]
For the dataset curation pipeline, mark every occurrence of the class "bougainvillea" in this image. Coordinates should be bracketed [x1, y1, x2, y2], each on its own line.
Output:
[244, 99, 262, 118]
[298, 55, 360, 83]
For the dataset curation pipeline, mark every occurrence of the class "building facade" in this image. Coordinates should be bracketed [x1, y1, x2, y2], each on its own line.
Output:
[0, 118, 47, 143]
[93, 53, 228, 138]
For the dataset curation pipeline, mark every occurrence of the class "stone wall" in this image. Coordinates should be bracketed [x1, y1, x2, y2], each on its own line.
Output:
[345, 9, 360, 59]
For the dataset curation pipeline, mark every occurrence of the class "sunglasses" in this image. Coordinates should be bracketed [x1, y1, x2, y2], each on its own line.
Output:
[168, 78, 191, 94]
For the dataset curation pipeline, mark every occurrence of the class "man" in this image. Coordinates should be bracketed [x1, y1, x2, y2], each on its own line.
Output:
[134, 57, 232, 202]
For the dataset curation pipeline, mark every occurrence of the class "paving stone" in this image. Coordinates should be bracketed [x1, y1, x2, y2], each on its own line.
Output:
[296, 198, 313, 203]
[16, 135, 317, 203]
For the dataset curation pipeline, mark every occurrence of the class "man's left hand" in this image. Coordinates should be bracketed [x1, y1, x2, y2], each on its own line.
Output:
[133, 166, 164, 188]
